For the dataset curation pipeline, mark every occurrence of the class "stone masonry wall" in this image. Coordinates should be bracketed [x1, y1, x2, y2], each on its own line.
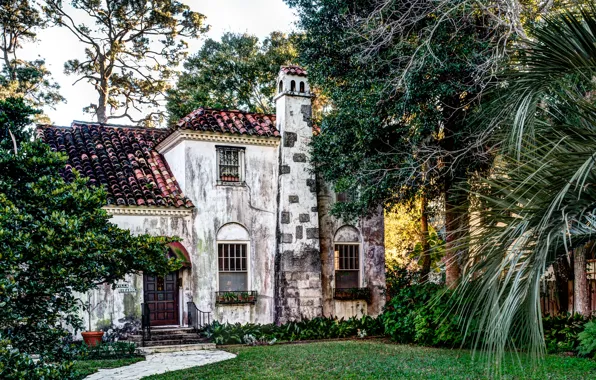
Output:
[274, 77, 323, 324]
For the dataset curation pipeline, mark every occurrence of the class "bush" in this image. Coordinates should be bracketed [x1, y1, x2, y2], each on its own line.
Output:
[76, 341, 138, 360]
[380, 266, 467, 347]
[203, 315, 383, 345]
[578, 321, 596, 358]
[542, 313, 588, 354]
[0, 338, 75, 379]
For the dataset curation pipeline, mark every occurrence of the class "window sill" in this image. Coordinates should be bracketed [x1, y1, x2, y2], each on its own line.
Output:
[333, 287, 371, 303]
[217, 181, 246, 187]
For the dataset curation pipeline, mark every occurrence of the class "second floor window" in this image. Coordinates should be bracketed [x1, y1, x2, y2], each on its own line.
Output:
[217, 146, 245, 184]
[334, 244, 360, 288]
[218, 243, 248, 291]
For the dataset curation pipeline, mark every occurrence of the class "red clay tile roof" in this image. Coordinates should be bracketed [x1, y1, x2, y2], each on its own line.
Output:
[281, 65, 307, 77]
[38, 121, 193, 209]
[175, 107, 280, 137]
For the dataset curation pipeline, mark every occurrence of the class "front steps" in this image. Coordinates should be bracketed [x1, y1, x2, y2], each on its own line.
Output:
[128, 326, 211, 348]
[138, 343, 216, 354]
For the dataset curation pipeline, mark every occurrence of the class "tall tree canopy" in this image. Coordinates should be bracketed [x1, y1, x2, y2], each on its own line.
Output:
[167, 31, 297, 123]
[286, 0, 503, 286]
[43, 0, 208, 125]
[0, 98, 180, 359]
[0, 0, 63, 116]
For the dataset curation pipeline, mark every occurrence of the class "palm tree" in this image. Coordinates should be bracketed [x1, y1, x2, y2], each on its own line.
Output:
[458, 5, 596, 365]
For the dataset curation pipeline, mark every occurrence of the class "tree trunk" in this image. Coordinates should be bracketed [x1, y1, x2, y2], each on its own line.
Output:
[553, 255, 572, 313]
[97, 89, 108, 123]
[574, 244, 590, 317]
[420, 195, 432, 279]
[443, 189, 468, 289]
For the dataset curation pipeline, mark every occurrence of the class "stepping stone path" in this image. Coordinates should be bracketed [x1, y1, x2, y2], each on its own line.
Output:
[85, 349, 236, 380]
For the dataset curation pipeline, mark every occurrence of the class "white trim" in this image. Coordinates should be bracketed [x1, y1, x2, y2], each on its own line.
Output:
[156, 129, 280, 154]
[103, 206, 193, 217]
[216, 240, 251, 292]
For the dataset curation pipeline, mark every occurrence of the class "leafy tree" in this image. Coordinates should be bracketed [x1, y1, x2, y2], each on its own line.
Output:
[385, 199, 443, 275]
[43, 0, 208, 125]
[0, 98, 180, 358]
[459, 6, 596, 365]
[287, 0, 502, 287]
[167, 31, 297, 123]
[0, 0, 63, 117]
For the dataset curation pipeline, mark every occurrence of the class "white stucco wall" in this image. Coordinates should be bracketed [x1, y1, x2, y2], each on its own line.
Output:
[164, 138, 279, 324]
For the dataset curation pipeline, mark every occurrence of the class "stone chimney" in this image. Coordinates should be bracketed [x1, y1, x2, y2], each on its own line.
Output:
[274, 66, 323, 324]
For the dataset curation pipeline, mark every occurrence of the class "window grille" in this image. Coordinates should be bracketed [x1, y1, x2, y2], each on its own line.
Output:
[217, 146, 244, 184]
[218, 243, 248, 291]
[334, 244, 360, 288]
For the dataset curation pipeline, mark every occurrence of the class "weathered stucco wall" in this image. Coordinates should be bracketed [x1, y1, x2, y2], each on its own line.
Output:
[317, 180, 386, 318]
[164, 138, 279, 324]
[80, 213, 194, 334]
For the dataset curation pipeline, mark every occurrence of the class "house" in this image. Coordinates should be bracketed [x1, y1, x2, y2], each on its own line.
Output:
[37, 66, 385, 335]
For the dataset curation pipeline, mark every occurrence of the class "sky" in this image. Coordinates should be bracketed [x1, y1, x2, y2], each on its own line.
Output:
[19, 0, 298, 126]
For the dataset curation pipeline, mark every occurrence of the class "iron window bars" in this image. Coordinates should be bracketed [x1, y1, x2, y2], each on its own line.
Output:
[334, 244, 360, 289]
[218, 243, 248, 292]
[216, 146, 245, 185]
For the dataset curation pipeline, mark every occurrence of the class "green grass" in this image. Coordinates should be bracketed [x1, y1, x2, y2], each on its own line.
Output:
[72, 357, 145, 378]
[144, 340, 596, 379]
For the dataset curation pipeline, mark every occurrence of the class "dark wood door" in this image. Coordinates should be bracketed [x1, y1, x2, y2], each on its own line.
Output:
[143, 271, 179, 326]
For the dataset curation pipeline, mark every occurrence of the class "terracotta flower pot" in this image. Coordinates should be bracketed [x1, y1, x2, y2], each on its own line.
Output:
[82, 331, 104, 346]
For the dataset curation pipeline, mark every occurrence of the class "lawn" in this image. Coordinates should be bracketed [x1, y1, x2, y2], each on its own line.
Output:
[145, 340, 596, 379]
[72, 357, 145, 378]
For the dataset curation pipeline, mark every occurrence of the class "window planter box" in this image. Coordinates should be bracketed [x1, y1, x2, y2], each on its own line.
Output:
[334, 287, 371, 303]
[215, 290, 257, 305]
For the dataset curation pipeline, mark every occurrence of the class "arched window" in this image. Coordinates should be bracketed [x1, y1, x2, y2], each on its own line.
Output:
[299, 81, 305, 92]
[334, 225, 361, 289]
[217, 223, 250, 292]
[279, 80, 283, 93]
[290, 80, 296, 92]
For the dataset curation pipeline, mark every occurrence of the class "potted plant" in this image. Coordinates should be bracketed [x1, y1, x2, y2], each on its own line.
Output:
[79, 292, 105, 346]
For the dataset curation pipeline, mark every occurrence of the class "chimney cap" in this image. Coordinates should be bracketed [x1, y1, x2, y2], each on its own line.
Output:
[280, 65, 307, 77]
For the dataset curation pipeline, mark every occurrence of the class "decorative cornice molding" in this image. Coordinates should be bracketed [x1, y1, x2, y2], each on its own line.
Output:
[156, 129, 280, 154]
[104, 205, 194, 217]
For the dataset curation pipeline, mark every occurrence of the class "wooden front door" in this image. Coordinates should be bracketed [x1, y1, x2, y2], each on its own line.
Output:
[143, 271, 179, 326]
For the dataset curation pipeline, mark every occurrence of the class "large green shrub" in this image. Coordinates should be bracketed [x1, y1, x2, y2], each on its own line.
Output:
[0, 338, 75, 379]
[542, 314, 588, 354]
[380, 266, 474, 347]
[578, 321, 596, 358]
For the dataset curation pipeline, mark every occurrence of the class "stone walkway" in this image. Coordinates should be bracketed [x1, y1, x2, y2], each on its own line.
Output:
[85, 349, 236, 380]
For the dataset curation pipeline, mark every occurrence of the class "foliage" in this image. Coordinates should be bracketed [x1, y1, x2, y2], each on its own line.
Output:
[43, 0, 208, 125]
[381, 266, 466, 346]
[0, 98, 180, 358]
[0, 337, 75, 380]
[0, 0, 63, 115]
[542, 314, 589, 354]
[457, 5, 596, 365]
[143, 340, 596, 380]
[71, 357, 144, 379]
[578, 321, 596, 358]
[385, 200, 445, 271]
[167, 31, 297, 123]
[75, 341, 138, 360]
[286, 0, 499, 217]
[203, 315, 383, 345]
